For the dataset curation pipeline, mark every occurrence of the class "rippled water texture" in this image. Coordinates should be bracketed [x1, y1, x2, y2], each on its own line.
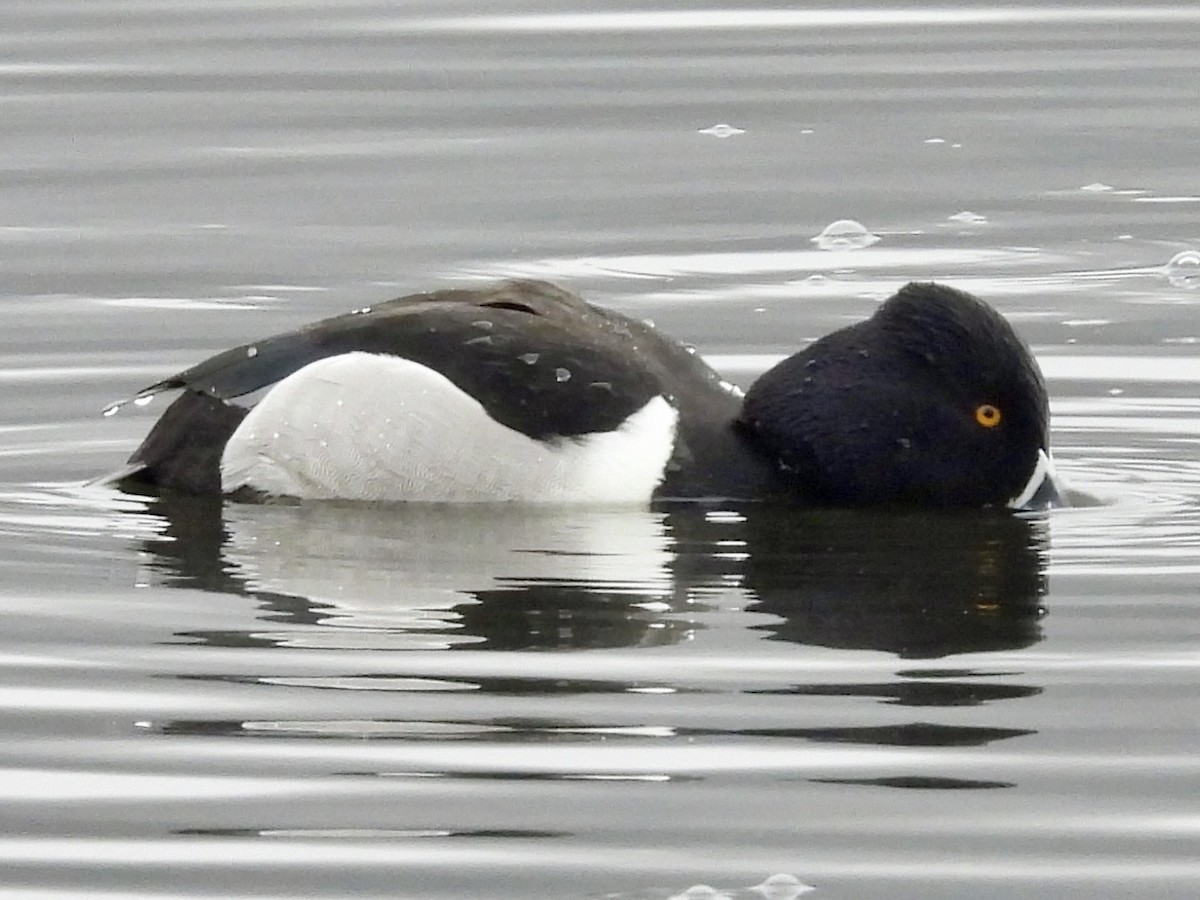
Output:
[2, 3, 1199, 898]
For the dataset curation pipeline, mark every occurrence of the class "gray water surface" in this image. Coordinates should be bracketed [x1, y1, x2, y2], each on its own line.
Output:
[2, 3, 1200, 898]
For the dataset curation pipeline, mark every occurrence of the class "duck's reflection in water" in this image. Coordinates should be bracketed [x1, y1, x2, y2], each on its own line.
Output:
[135, 492, 1047, 660]
[670, 506, 1046, 772]
[699, 506, 1047, 658]
[134, 492, 1047, 765]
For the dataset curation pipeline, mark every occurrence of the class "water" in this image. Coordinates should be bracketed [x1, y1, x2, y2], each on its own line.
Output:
[2, 2, 1200, 897]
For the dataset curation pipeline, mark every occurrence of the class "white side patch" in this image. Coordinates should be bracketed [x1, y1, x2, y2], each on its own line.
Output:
[220, 352, 679, 503]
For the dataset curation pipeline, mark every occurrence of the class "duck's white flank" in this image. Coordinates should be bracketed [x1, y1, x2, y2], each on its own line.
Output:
[220, 352, 679, 503]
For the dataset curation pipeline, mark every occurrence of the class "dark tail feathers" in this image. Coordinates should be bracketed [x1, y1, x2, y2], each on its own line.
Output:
[115, 391, 246, 495]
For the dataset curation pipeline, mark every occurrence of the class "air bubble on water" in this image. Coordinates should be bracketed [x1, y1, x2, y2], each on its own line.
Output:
[812, 219, 879, 251]
[555, 367, 571, 383]
[133, 395, 154, 407]
[246, 346, 258, 358]
[1108, 388, 1124, 396]
[948, 210, 987, 225]
[697, 123, 745, 138]
[669, 885, 728, 900]
[102, 401, 123, 417]
[519, 352, 539, 365]
[751, 873, 816, 899]
[1164, 249, 1200, 289]
[464, 335, 493, 347]
[471, 319, 494, 330]
[1081, 182, 1114, 192]
[924, 137, 946, 144]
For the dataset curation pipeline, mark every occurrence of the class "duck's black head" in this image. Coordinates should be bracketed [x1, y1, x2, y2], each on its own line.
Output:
[738, 282, 1054, 508]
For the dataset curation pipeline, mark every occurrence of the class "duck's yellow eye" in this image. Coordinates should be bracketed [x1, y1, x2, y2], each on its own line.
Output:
[975, 404, 1002, 428]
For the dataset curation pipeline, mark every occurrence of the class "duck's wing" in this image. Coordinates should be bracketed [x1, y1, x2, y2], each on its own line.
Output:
[111, 279, 748, 496]
[117, 279, 691, 440]
[127, 280, 591, 402]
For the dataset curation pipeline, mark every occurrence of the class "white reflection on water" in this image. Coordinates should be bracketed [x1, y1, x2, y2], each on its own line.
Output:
[221, 504, 674, 649]
[1043, 358, 1200, 383]
[0, 768, 358, 802]
[708, 354, 1200, 384]
[466, 247, 1050, 281]
[384, 8, 1200, 34]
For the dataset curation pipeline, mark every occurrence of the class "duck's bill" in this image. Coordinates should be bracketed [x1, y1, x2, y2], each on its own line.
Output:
[1008, 448, 1064, 510]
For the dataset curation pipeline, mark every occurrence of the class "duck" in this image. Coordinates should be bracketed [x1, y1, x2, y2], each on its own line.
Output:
[105, 278, 1060, 508]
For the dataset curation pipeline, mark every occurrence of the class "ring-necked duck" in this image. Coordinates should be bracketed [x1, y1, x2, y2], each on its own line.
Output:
[104, 279, 1060, 508]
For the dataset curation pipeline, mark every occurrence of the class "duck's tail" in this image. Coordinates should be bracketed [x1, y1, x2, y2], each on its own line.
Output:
[99, 391, 247, 495]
